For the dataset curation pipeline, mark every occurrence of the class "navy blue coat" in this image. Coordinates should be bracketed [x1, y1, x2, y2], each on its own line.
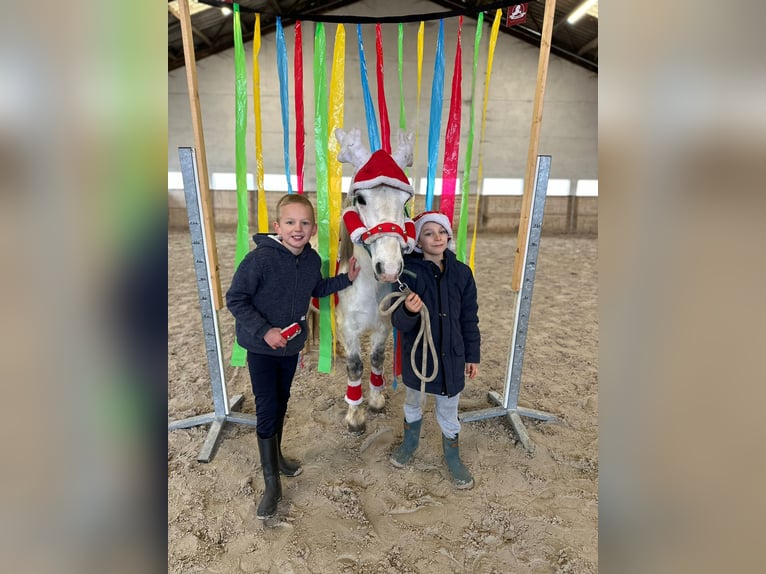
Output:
[391, 250, 481, 397]
[226, 234, 352, 356]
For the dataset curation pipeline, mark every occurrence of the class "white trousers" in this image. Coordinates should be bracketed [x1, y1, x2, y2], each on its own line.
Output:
[403, 386, 461, 440]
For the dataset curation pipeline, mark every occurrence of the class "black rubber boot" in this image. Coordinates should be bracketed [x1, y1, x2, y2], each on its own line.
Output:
[256, 435, 282, 519]
[390, 418, 423, 468]
[276, 419, 302, 477]
[442, 433, 474, 489]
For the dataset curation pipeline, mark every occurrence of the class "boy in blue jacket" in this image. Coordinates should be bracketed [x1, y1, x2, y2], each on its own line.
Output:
[226, 193, 359, 519]
[390, 211, 480, 489]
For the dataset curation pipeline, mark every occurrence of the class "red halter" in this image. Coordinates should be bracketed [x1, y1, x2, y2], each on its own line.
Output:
[342, 207, 416, 253]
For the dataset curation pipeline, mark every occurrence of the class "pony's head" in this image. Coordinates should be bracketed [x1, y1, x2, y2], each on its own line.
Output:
[336, 129, 416, 283]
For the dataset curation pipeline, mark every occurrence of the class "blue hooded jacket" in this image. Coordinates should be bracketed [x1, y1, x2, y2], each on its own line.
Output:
[226, 234, 352, 356]
[391, 250, 481, 396]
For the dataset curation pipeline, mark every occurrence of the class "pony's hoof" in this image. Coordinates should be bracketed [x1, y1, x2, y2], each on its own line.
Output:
[345, 405, 366, 435]
[367, 391, 386, 413]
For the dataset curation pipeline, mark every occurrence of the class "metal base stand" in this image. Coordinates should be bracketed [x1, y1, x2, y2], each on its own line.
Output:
[459, 156, 558, 453]
[168, 395, 258, 462]
[168, 147, 258, 463]
[460, 389, 557, 454]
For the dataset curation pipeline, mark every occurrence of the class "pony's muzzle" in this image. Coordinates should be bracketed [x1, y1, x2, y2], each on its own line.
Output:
[374, 260, 403, 283]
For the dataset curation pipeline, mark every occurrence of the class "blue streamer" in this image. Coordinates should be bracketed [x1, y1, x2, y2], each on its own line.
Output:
[392, 329, 398, 390]
[276, 17, 293, 193]
[356, 24, 381, 152]
[425, 20, 445, 211]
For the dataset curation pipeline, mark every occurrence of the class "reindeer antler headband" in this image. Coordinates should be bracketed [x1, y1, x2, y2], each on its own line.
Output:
[335, 128, 416, 252]
[335, 128, 415, 197]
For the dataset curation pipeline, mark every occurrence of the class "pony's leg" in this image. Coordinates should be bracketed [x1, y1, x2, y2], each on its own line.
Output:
[367, 319, 390, 412]
[342, 338, 367, 434]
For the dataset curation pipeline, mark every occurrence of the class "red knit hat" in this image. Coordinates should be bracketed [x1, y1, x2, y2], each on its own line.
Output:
[349, 150, 414, 197]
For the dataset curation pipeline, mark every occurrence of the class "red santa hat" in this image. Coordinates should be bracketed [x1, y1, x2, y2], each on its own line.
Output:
[349, 150, 414, 197]
[413, 211, 455, 253]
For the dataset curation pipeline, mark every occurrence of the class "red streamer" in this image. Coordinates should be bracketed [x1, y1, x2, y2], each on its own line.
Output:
[439, 16, 463, 224]
[375, 24, 391, 154]
[294, 21, 305, 193]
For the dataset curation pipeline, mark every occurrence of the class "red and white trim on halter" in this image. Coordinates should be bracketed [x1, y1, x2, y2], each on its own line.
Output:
[345, 380, 363, 406]
[370, 369, 385, 390]
[342, 207, 416, 253]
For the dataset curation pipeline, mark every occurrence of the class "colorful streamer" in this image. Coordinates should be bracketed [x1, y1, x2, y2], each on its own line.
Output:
[375, 24, 391, 154]
[294, 21, 305, 194]
[328, 24, 346, 357]
[276, 17, 293, 193]
[314, 23, 333, 373]
[252, 14, 267, 232]
[456, 12, 483, 263]
[439, 16, 463, 223]
[412, 21, 424, 207]
[469, 10, 502, 272]
[356, 24, 381, 152]
[397, 23, 406, 132]
[230, 4, 248, 367]
[425, 20, 445, 212]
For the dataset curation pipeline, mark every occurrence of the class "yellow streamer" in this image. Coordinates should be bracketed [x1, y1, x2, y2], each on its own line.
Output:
[412, 21, 424, 211]
[253, 14, 268, 232]
[328, 24, 346, 358]
[469, 10, 501, 271]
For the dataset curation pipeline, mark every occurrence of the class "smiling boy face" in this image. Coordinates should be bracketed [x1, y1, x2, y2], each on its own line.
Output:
[274, 201, 317, 255]
[417, 221, 450, 259]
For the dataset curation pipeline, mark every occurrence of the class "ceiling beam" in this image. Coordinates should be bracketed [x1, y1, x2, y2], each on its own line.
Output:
[577, 35, 597, 56]
[429, 0, 597, 72]
[168, 3, 214, 50]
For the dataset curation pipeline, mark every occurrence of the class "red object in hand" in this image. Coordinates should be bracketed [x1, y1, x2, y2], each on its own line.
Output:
[280, 322, 302, 341]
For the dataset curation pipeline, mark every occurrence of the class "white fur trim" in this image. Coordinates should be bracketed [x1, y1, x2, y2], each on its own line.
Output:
[344, 396, 364, 406]
[350, 175, 414, 196]
[349, 227, 365, 244]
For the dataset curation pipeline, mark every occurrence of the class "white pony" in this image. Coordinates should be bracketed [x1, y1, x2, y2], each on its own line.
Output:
[334, 128, 416, 434]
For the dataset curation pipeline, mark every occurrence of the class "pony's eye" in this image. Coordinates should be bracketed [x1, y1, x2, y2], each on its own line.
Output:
[356, 195, 367, 206]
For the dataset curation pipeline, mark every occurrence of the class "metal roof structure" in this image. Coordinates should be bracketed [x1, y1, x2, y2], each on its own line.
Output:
[168, 0, 598, 73]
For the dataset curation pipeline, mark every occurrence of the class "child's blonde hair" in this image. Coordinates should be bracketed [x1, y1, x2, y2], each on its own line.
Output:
[275, 193, 316, 224]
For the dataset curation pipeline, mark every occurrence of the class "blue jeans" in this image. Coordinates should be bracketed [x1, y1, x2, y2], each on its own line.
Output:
[247, 352, 299, 438]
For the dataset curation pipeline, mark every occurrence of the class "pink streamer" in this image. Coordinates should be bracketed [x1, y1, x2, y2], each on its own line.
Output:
[294, 21, 305, 193]
[439, 17, 463, 224]
[375, 24, 391, 154]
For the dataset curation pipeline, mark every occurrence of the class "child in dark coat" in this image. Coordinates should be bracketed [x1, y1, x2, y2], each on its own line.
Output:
[390, 211, 481, 488]
[227, 193, 359, 518]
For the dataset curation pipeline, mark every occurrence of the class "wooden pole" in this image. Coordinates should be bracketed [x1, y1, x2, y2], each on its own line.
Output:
[511, 0, 556, 291]
[177, 0, 224, 309]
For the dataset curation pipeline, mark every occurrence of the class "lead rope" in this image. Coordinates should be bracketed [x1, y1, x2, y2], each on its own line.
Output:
[378, 279, 438, 410]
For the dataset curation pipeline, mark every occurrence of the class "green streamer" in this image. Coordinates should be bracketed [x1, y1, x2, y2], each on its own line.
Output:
[314, 23, 333, 373]
[456, 13, 483, 262]
[230, 4, 249, 367]
[397, 23, 406, 132]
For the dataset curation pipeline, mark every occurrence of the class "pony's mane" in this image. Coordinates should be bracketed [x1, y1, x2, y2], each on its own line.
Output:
[338, 194, 355, 264]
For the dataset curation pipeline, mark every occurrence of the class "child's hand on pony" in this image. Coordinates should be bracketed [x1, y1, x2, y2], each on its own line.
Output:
[347, 256, 360, 282]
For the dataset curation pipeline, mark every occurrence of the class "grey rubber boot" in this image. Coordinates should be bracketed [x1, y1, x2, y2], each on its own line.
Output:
[256, 435, 282, 519]
[276, 419, 302, 477]
[390, 418, 423, 468]
[442, 433, 474, 489]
